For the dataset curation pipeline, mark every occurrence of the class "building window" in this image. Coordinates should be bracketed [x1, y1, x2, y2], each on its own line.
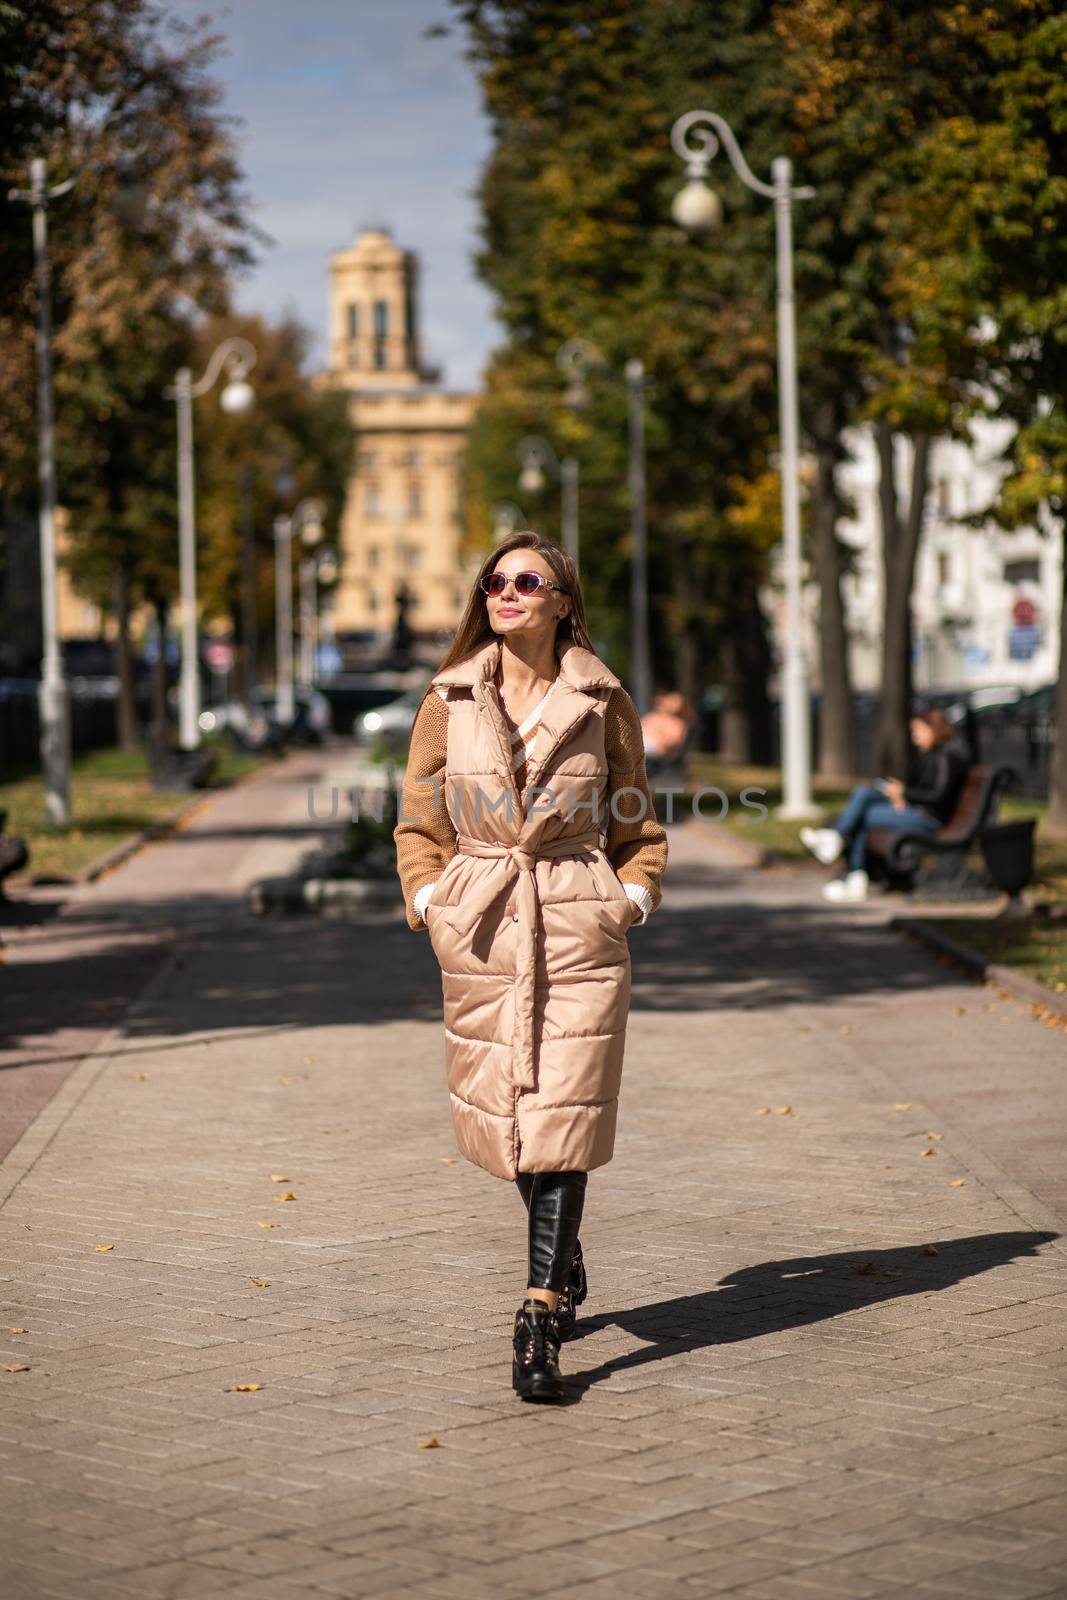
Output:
[367, 545, 379, 570]
[368, 589, 378, 613]
[1004, 559, 1040, 585]
[937, 551, 951, 588]
[359, 450, 377, 469]
[936, 478, 952, 518]
[347, 303, 358, 340]
[365, 483, 381, 518]
[403, 448, 421, 469]
[406, 544, 423, 571]
[374, 300, 389, 338]
[408, 481, 422, 517]
[374, 342, 387, 370]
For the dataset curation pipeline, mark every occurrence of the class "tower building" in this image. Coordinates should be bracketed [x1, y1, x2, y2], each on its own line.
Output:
[326, 229, 477, 643]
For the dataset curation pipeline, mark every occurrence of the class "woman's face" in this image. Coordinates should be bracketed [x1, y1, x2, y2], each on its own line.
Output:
[911, 717, 936, 751]
[484, 549, 570, 643]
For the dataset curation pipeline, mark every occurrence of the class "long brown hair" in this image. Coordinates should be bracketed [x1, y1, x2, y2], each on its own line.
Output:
[435, 530, 595, 677]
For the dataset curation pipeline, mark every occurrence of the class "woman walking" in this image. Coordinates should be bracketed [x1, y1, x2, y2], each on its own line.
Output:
[394, 531, 667, 1402]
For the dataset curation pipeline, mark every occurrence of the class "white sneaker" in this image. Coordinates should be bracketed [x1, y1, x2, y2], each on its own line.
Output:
[800, 826, 845, 866]
[822, 870, 869, 904]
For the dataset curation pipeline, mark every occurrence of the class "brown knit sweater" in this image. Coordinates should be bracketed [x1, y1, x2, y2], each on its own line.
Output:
[395, 686, 668, 931]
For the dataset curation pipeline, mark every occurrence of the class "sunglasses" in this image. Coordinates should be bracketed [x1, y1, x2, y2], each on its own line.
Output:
[480, 571, 565, 598]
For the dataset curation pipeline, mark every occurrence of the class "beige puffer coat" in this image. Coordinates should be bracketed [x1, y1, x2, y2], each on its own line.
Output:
[394, 637, 667, 1180]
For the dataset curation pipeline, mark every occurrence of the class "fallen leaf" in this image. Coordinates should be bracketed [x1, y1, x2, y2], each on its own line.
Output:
[925, 1132, 944, 1141]
[273, 1192, 297, 1203]
[922, 1148, 937, 1157]
[773, 1106, 792, 1115]
[839, 1025, 852, 1035]
[132, 1072, 150, 1082]
[953, 1006, 966, 1016]
[754, 1107, 771, 1116]
[269, 1174, 290, 1183]
[418, 1435, 443, 1449]
[227, 1383, 264, 1392]
[948, 1178, 966, 1188]
[257, 1221, 278, 1229]
[439, 1156, 457, 1165]
[6, 1327, 26, 1334]
[3, 1363, 30, 1373]
[93, 1244, 114, 1253]
[303, 1056, 316, 1066]
[249, 1276, 270, 1289]
[923, 1245, 939, 1257]
[884, 1166, 893, 1172]
[278, 1075, 297, 1085]
[854, 1261, 877, 1275]
[892, 1103, 913, 1112]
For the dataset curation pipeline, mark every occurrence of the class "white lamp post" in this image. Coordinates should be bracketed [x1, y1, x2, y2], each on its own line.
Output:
[165, 337, 256, 751]
[558, 338, 652, 716]
[670, 109, 817, 818]
[491, 501, 525, 540]
[274, 499, 324, 723]
[517, 436, 580, 565]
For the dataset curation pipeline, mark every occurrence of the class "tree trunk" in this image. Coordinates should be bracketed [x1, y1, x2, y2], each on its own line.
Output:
[718, 590, 773, 764]
[810, 407, 856, 780]
[111, 561, 139, 751]
[1048, 527, 1067, 835]
[874, 422, 930, 775]
[150, 594, 171, 747]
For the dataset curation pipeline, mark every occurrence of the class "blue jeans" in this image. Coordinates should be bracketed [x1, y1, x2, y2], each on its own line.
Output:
[835, 785, 939, 872]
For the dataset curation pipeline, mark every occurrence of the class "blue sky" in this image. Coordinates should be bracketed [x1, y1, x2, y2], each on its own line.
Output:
[164, 0, 496, 389]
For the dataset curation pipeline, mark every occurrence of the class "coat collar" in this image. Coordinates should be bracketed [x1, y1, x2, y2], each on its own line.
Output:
[431, 635, 620, 693]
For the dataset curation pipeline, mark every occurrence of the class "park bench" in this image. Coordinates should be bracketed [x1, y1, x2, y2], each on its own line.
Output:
[866, 762, 1017, 893]
[0, 808, 29, 896]
[145, 725, 218, 794]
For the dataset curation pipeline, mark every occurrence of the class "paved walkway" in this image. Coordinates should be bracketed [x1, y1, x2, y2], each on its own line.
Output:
[2, 757, 1066, 1599]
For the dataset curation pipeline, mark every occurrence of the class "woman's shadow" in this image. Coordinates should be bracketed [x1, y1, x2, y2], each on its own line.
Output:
[563, 1230, 1059, 1401]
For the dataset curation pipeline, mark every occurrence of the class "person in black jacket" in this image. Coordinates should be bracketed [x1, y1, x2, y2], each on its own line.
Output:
[800, 708, 972, 902]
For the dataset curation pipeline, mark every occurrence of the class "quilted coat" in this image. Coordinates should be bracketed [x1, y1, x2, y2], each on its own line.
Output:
[394, 637, 667, 1180]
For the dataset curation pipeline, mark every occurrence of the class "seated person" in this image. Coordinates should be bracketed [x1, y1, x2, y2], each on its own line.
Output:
[800, 708, 972, 903]
[641, 691, 692, 767]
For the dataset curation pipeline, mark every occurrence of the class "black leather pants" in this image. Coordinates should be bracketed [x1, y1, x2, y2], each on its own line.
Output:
[515, 1171, 587, 1292]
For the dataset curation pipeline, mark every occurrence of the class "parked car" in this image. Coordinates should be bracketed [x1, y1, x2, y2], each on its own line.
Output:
[199, 686, 331, 749]
[353, 682, 428, 745]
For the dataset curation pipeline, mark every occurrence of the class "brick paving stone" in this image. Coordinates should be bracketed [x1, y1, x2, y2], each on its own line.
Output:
[1, 797, 1066, 1597]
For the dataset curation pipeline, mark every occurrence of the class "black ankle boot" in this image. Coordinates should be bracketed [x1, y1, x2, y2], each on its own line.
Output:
[555, 1242, 588, 1342]
[512, 1298, 565, 1402]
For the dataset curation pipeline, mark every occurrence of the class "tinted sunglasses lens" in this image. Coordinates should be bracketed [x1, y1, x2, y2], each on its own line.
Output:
[480, 573, 506, 595]
[514, 573, 543, 595]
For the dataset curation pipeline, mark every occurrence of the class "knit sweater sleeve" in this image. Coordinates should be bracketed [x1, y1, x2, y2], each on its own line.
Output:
[603, 687, 668, 916]
[394, 690, 456, 931]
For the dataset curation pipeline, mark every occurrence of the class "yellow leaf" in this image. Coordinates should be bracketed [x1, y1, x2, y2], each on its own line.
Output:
[303, 1056, 316, 1065]
[132, 1072, 150, 1081]
[839, 1025, 852, 1035]
[3, 1363, 30, 1373]
[227, 1383, 264, 1392]
[273, 1192, 297, 1203]
[439, 1156, 457, 1164]
[7, 1327, 26, 1334]
[892, 1103, 913, 1111]
[93, 1244, 114, 1253]
[754, 1107, 771, 1115]
[925, 1132, 943, 1141]
[884, 1166, 893, 1171]
[953, 1006, 966, 1016]
[269, 1174, 290, 1183]
[249, 1276, 270, 1289]
[257, 1221, 278, 1229]
[773, 1106, 792, 1115]
[923, 1244, 939, 1256]
[278, 1075, 297, 1085]
[418, 1435, 443, 1449]
[922, 1148, 937, 1157]
[948, 1178, 966, 1188]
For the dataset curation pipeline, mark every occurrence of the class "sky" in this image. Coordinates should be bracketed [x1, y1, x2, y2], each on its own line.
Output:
[164, 0, 496, 389]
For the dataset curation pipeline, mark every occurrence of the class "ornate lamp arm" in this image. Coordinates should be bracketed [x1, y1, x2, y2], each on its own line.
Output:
[670, 110, 814, 201]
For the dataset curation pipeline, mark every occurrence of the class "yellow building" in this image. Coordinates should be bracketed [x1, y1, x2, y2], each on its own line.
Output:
[326, 229, 478, 641]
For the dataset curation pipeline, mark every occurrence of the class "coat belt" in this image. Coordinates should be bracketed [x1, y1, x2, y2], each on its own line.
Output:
[449, 831, 601, 1091]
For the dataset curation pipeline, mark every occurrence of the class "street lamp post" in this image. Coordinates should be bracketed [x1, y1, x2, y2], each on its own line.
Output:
[10, 158, 79, 825]
[517, 436, 580, 565]
[558, 339, 653, 716]
[274, 500, 324, 723]
[670, 108, 817, 818]
[491, 501, 525, 540]
[165, 338, 256, 750]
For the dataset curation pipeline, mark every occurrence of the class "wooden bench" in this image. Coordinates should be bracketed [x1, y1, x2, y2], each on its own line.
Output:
[145, 726, 218, 794]
[866, 763, 1016, 891]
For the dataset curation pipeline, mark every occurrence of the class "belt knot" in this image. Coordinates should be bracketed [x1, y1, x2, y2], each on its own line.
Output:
[509, 847, 536, 873]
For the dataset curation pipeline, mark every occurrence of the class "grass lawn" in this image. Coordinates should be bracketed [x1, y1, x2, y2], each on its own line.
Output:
[689, 754, 1067, 992]
[1, 739, 267, 881]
